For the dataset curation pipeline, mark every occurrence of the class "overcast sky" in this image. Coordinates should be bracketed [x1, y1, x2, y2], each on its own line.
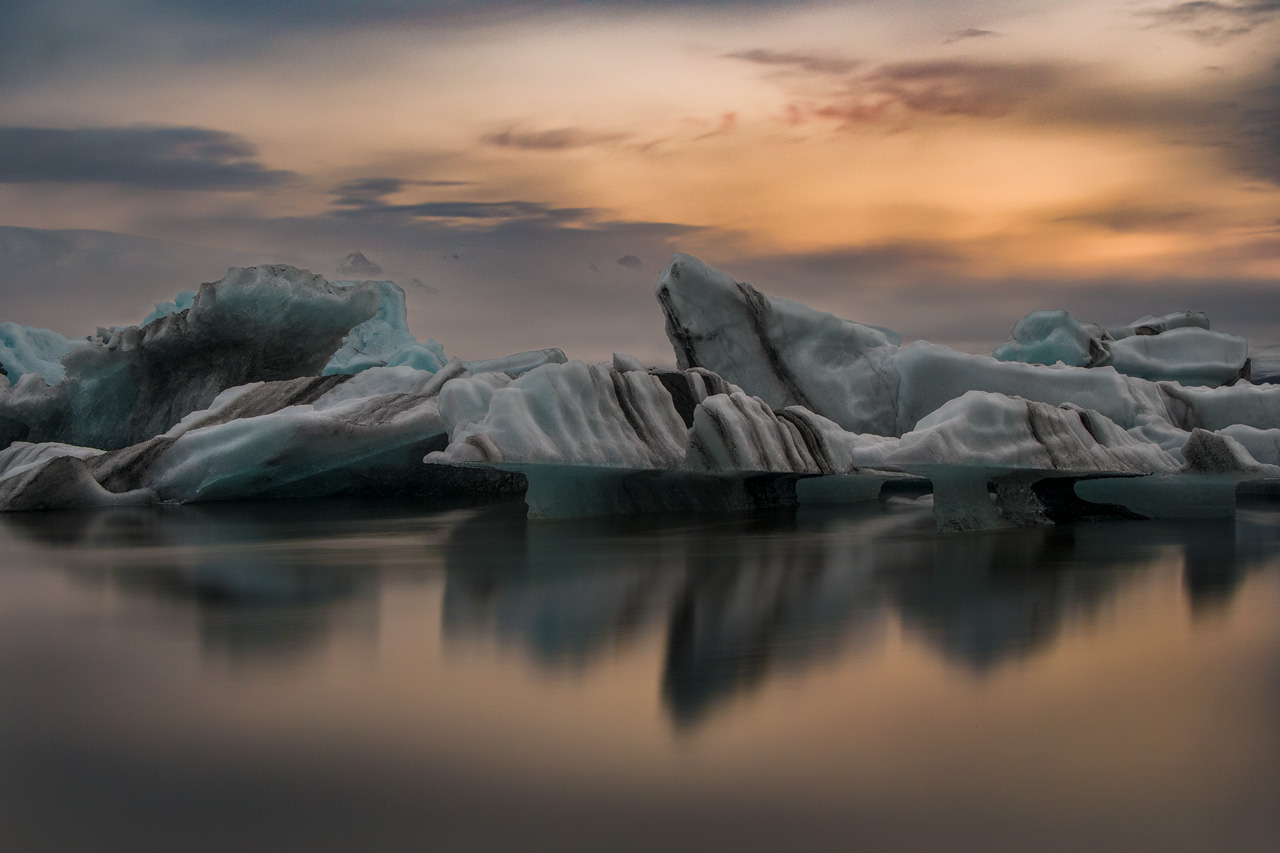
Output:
[1, 0, 1277, 362]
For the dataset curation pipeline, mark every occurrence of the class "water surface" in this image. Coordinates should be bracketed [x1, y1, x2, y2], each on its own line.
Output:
[1, 496, 1278, 851]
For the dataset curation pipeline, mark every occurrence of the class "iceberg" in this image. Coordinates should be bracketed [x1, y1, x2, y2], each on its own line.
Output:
[0, 265, 380, 450]
[2, 252, 1278, 532]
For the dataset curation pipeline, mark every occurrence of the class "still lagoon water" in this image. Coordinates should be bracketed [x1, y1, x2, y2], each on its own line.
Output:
[1, 495, 1278, 851]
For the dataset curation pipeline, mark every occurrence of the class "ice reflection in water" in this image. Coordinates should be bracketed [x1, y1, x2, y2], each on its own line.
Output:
[439, 497, 1280, 726]
[2, 497, 1280, 851]
[6, 497, 1280, 719]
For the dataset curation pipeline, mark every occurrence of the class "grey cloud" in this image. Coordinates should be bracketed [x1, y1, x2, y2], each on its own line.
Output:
[724, 49, 861, 76]
[1138, 1, 1280, 43]
[728, 50, 1062, 122]
[331, 198, 599, 225]
[617, 255, 643, 269]
[1052, 206, 1203, 232]
[817, 60, 1061, 122]
[943, 28, 999, 44]
[485, 127, 631, 151]
[330, 177, 472, 207]
[0, 125, 295, 190]
[731, 243, 1280, 349]
[733, 46, 1280, 184]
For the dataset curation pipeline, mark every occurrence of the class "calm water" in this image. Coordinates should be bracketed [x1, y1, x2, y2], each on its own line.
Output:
[1, 495, 1279, 852]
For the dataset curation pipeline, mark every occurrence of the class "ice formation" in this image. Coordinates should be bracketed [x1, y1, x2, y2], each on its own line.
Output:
[993, 307, 1248, 387]
[0, 322, 87, 385]
[324, 279, 447, 375]
[2, 253, 1279, 531]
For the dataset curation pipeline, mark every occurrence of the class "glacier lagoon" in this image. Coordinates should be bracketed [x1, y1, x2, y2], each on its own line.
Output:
[3, 254, 1280, 848]
[1, 496, 1279, 851]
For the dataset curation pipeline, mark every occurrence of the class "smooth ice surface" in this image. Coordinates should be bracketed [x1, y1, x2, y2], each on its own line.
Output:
[1107, 326, 1248, 386]
[0, 322, 86, 385]
[1218, 424, 1280, 465]
[1108, 310, 1211, 340]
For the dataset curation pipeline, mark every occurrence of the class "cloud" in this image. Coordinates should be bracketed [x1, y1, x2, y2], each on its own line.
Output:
[1052, 206, 1202, 232]
[815, 60, 1061, 123]
[332, 198, 599, 225]
[330, 177, 471, 207]
[1138, 1, 1280, 44]
[616, 254, 643, 268]
[724, 49, 861, 76]
[943, 28, 999, 44]
[730, 242, 1280, 348]
[0, 125, 295, 190]
[484, 127, 630, 151]
[728, 50, 1063, 123]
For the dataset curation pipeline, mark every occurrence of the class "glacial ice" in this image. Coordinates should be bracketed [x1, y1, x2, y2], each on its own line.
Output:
[656, 252, 901, 436]
[324, 279, 447, 375]
[0, 265, 381, 450]
[992, 307, 1248, 387]
[993, 309, 1106, 368]
[140, 290, 196, 326]
[2, 252, 1279, 531]
[0, 322, 86, 385]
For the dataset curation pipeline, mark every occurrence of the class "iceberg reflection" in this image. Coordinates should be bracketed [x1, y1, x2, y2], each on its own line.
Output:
[444, 499, 1280, 726]
[5, 495, 1279, 726]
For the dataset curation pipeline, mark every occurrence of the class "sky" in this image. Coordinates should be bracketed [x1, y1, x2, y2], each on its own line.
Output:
[0, 0, 1277, 363]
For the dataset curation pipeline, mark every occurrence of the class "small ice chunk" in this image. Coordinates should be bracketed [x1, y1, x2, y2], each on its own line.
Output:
[993, 309, 1106, 368]
[1108, 311, 1210, 340]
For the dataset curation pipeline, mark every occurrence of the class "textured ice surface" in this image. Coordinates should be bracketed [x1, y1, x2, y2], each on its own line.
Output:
[432, 360, 689, 468]
[0, 361, 523, 510]
[889, 391, 1178, 474]
[0, 265, 379, 450]
[656, 252, 900, 435]
[0, 322, 86, 385]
